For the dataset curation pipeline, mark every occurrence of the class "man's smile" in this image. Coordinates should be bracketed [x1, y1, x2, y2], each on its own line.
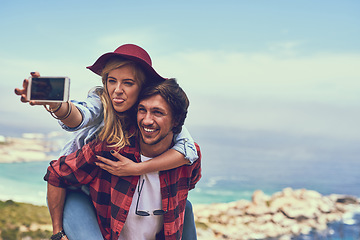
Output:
[143, 127, 156, 133]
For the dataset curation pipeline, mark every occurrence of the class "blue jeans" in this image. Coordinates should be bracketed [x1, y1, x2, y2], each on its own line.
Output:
[63, 190, 103, 239]
[63, 190, 197, 240]
[182, 200, 197, 240]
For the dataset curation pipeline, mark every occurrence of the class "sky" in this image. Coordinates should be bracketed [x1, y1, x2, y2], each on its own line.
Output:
[1, 0, 360, 205]
[1, 0, 360, 142]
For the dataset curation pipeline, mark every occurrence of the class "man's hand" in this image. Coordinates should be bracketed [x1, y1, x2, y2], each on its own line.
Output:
[95, 151, 141, 176]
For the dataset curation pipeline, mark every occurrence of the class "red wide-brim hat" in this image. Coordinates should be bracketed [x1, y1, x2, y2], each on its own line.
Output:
[87, 44, 166, 83]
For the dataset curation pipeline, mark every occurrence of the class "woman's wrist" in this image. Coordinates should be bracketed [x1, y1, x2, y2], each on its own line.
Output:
[45, 102, 72, 120]
[49, 103, 62, 113]
[135, 162, 145, 175]
[49, 102, 61, 109]
[44, 103, 62, 113]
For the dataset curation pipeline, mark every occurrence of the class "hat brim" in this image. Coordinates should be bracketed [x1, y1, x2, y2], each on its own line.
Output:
[87, 52, 166, 83]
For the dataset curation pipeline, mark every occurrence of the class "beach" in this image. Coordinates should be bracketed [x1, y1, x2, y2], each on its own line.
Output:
[0, 132, 69, 164]
[0, 134, 57, 163]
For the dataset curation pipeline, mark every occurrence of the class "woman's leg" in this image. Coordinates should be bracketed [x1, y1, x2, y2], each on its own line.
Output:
[63, 190, 103, 240]
[181, 200, 197, 240]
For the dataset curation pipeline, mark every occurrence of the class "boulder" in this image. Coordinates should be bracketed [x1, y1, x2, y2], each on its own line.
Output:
[194, 188, 360, 240]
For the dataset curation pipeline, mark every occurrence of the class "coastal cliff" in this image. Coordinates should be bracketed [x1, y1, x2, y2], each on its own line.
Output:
[194, 188, 360, 240]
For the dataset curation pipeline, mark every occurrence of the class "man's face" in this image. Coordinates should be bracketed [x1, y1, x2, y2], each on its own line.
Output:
[137, 94, 175, 147]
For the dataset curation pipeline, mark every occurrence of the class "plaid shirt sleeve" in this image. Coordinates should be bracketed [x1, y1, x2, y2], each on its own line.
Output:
[161, 142, 202, 240]
[189, 143, 201, 189]
[44, 140, 106, 188]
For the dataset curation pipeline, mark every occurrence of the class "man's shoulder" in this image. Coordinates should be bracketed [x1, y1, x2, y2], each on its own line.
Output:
[194, 142, 200, 151]
[194, 142, 201, 160]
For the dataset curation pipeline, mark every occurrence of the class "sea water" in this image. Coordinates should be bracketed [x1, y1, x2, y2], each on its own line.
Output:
[0, 161, 49, 205]
[1, 126, 360, 239]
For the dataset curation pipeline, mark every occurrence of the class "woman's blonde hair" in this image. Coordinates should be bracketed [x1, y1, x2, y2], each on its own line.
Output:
[97, 57, 146, 149]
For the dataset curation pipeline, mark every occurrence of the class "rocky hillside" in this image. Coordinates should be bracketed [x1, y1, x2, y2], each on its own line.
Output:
[0, 200, 51, 240]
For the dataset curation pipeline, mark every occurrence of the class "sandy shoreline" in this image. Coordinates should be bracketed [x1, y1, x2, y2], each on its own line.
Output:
[0, 134, 59, 163]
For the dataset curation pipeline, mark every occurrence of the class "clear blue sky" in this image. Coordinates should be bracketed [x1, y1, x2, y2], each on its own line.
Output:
[1, 0, 360, 141]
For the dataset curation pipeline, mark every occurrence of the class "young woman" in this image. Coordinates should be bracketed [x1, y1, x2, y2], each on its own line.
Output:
[15, 44, 198, 240]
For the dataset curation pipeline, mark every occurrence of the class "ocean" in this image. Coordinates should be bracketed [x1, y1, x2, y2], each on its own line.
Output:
[1, 125, 360, 239]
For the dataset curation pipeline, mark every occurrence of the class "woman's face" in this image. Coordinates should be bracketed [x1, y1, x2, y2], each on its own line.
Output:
[106, 65, 141, 113]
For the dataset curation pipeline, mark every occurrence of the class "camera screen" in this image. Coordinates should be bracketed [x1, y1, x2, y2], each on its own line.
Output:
[30, 78, 65, 101]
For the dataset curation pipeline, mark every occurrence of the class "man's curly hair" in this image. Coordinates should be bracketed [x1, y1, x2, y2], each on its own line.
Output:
[138, 78, 189, 134]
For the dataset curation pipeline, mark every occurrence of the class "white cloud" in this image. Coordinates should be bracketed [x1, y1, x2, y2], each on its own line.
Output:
[96, 29, 164, 52]
[267, 40, 306, 56]
[153, 50, 360, 140]
[3, 47, 360, 141]
[156, 50, 360, 105]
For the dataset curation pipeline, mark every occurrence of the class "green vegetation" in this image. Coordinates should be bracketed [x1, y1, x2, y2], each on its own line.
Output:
[0, 200, 52, 240]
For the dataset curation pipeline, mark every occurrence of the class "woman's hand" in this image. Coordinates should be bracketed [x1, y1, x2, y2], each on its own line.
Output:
[14, 72, 58, 108]
[14, 72, 38, 103]
[95, 151, 141, 176]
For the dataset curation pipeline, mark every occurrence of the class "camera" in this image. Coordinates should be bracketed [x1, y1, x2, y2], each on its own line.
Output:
[27, 77, 70, 102]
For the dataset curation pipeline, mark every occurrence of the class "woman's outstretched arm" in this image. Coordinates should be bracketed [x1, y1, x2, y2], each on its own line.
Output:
[14, 72, 83, 128]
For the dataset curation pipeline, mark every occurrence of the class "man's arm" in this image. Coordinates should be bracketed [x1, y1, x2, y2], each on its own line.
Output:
[44, 141, 103, 238]
[47, 183, 69, 239]
[45, 141, 102, 187]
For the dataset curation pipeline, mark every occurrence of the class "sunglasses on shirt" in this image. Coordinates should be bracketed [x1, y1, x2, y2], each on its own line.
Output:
[135, 178, 170, 216]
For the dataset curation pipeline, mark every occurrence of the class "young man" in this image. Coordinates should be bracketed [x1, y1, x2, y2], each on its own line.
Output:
[45, 78, 201, 240]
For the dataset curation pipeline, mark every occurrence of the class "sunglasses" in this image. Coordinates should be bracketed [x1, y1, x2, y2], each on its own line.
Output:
[135, 178, 170, 216]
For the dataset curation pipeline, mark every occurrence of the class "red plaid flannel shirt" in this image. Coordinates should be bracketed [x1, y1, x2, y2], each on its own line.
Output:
[44, 136, 201, 240]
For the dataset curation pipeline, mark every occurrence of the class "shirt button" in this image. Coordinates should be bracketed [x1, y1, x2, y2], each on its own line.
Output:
[131, 188, 135, 192]
[124, 210, 127, 214]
